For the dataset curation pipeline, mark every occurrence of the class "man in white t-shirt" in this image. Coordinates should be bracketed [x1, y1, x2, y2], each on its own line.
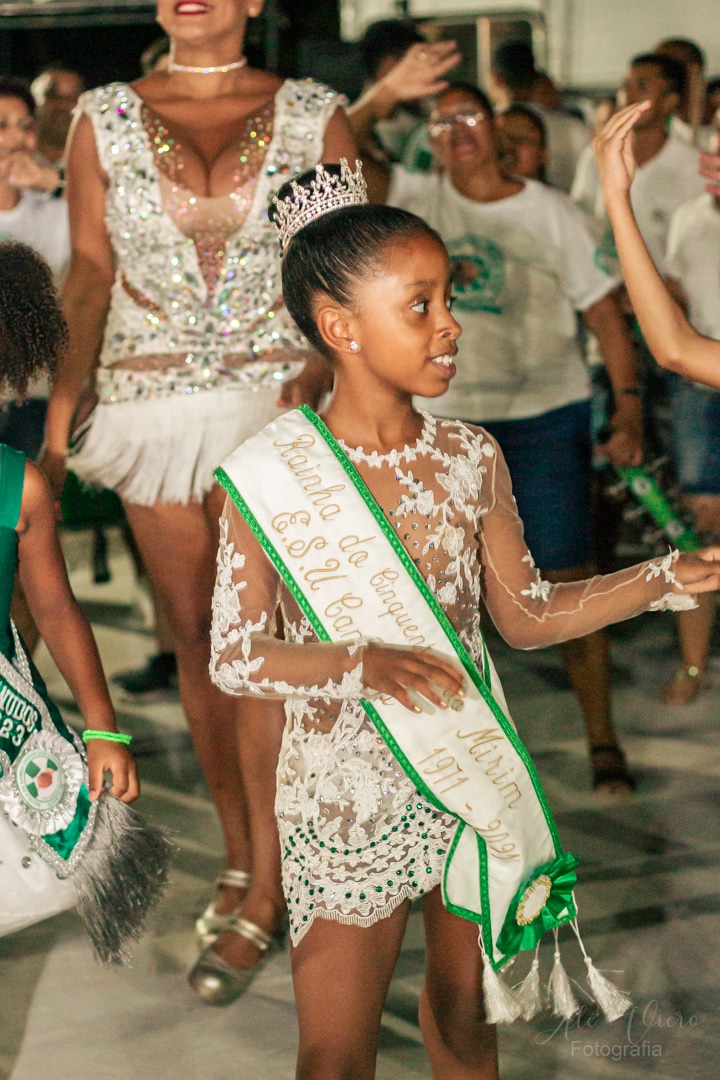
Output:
[382, 83, 643, 794]
[572, 54, 706, 272]
[30, 65, 84, 174]
[0, 188, 69, 282]
[0, 77, 69, 458]
[488, 40, 590, 193]
[573, 53, 707, 465]
[665, 195, 720, 342]
[655, 38, 714, 152]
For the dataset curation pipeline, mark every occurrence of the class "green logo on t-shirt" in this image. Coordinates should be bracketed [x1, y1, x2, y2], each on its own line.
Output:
[447, 234, 506, 313]
[594, 225, 618, 276]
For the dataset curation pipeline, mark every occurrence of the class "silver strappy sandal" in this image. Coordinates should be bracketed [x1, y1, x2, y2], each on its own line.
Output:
[188, 916, 281, 1006]
[195, 869, 252, 947]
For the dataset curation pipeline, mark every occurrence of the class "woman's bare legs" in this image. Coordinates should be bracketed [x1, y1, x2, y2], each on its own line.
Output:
[661, 599, 714, 703]
[420, 887, 498, 1080]
[545, 565, 631, 795]
[661, 495, 719, 704]
[292, 902, 411, 1080]
[124, 488, 251, 916]
[211, 696, 287, 969]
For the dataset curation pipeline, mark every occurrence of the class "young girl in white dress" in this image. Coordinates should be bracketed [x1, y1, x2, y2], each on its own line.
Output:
[208, 164, 720, 1078]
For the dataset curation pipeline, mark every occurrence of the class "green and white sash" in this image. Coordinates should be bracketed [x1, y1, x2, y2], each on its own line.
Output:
[0, 624, 95, 877]
[216, 406, 578, 969]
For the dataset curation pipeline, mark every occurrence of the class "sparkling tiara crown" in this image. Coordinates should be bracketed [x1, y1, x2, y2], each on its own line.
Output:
[272, 158, 368, 254]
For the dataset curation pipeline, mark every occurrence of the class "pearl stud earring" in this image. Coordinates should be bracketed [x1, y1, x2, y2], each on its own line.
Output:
[349, 340, 359, 352]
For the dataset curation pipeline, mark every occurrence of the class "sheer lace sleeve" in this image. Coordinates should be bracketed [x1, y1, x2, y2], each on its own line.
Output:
[479, 437, 695, 650]
[210, 498, 367, 700]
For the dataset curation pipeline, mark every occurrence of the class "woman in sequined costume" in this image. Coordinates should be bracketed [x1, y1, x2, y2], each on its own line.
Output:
[41, 0, 356, 984]
[209, 175, 720, 1077]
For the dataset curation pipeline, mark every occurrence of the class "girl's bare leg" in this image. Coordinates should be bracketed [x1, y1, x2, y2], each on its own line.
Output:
[124, 490, 251, 915]
[292, 902, 411, 1080]
[420, 887, 498, 1080]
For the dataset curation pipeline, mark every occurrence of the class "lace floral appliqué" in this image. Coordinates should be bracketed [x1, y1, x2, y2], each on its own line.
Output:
[210, 417, 686, 943]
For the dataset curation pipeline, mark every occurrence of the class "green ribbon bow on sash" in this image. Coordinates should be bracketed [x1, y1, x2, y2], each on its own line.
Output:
[496, 852, 579, 956]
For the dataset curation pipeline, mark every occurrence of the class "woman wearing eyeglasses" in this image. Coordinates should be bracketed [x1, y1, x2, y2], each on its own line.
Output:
[352, 75, 644, 797]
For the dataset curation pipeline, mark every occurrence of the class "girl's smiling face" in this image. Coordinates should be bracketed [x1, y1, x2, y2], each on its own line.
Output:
[320, 231, 461, 400]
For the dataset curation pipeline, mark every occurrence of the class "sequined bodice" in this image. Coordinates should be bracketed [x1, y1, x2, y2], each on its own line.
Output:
[80, 79, 341, 373]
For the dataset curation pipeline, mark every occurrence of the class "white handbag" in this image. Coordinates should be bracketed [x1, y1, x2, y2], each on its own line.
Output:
[0, 810, 76, 937]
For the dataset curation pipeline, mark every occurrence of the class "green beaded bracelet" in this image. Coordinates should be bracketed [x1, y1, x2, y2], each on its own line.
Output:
[82, 730, 133, 746]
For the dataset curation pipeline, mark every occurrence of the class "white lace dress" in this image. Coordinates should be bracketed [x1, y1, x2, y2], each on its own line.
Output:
[210, 414, 691, 945]
[68, 79, 341, 506]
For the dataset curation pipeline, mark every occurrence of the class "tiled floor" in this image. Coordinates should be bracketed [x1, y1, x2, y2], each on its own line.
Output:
[1, 529, 719, 1079]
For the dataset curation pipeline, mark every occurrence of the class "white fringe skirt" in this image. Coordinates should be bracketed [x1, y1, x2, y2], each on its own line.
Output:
[68, 383, 285, 507]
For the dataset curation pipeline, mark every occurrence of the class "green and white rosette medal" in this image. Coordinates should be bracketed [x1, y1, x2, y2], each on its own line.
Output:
[0, 624, 95, 875]
[216, 407, 633, 1023]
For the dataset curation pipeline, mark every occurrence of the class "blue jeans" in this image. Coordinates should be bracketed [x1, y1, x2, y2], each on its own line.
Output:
[475, 400, 595, 572]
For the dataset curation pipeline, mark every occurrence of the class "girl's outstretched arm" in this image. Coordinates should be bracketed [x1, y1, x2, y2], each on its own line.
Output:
[479, 436, 720, 651]
[16, 462, 138, 802]
[594, 102, 720, 388]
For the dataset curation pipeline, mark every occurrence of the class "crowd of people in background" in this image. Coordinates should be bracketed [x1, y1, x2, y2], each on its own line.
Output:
[347, 24, 720, 777]
[2, 8, 720, 1058]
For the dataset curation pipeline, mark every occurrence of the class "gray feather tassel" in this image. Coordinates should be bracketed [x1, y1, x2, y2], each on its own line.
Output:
[71, 791, 173, 965]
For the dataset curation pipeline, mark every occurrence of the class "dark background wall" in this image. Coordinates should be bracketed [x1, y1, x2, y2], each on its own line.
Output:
[0, 0, 364, 97]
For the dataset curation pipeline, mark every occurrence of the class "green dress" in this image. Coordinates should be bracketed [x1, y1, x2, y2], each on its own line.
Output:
[0, 442, 24, 659]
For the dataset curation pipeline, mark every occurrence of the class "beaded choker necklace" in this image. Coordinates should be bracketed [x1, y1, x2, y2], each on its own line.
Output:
[168, 57, 247, 74]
